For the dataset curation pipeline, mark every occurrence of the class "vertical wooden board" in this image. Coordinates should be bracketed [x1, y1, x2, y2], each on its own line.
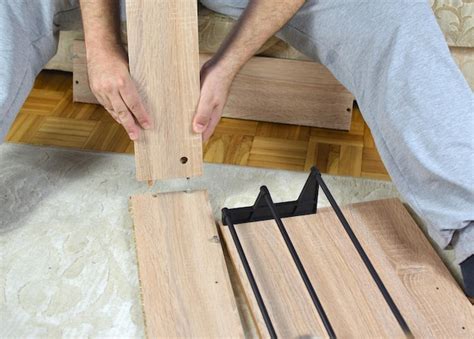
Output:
[130, 191, 243, 337]
[221, 199, 474, 337]
[126, 0, 202, 181]
[344, 199, 474, 337]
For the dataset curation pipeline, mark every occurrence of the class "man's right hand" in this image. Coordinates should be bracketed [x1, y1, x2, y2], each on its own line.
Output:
[87, 45, 152, 140]
[80, 0, 152, 141]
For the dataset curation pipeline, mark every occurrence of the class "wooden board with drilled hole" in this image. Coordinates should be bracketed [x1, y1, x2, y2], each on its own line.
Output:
[130, 191, 243, 337]
[220, 198, 474, 337]
[73, 42, 354, 131]
[126, 0, 202, 181]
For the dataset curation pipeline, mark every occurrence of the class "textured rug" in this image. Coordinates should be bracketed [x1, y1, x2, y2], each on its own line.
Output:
[0, 143, 458, 337]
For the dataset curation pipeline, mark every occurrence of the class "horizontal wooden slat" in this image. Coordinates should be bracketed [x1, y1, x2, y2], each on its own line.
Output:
[73, 41, 353, 130]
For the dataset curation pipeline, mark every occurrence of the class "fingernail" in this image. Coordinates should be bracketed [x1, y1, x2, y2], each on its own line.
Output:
[142, 122, 151, 130]
[129, 132, 137, 140]
[195, 123, 206, 133]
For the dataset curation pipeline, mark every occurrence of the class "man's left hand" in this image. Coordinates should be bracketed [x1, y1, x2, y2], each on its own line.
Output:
[193, 60, 234, 141]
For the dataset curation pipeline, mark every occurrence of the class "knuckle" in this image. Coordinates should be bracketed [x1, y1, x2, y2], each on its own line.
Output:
[116, 77, 126, 89]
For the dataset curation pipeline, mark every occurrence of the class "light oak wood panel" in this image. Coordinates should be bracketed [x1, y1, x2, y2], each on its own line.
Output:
[201, 53, 354, 130]
[73, 42, 354, 131]
[343, 199, 474, 337]
[220, 199, 474, 337]
[126, 0, 202, 181]
[130, 191, 244, 338]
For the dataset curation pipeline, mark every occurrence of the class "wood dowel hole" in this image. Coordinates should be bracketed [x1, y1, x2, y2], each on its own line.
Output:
[180, 157, 188, 164]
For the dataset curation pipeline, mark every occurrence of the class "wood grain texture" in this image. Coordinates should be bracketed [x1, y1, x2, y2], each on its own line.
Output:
[130, 191, 243, 338]
[126, 0, 202, 181]
[220, 199, 474, 337]
[202, 53, 354, 130]
[73, 42, 353, 130]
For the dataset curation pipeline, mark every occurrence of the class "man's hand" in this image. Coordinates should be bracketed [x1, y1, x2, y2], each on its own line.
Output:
[87, 45, 152, 140]
[80, 0, 152, 141]
[193, 60, 234, 141]
[193, 0, 305, 141]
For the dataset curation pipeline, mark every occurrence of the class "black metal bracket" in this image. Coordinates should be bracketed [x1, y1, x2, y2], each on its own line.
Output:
[222, 167, 320, 225]
[221, 166, 412, 339]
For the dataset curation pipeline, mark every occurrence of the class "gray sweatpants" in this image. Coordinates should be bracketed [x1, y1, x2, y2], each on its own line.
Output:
[0, 1, 472, 263]
[201, 0, 474, 264]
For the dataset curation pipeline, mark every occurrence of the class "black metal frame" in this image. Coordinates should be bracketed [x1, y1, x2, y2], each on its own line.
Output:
[222, 167, 412, 338]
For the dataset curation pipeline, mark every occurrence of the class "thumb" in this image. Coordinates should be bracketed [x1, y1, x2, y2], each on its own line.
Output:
[193, 96, 214, 133]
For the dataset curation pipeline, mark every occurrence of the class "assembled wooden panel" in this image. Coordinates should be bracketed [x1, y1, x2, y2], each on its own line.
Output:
[220, 199, 474, 337]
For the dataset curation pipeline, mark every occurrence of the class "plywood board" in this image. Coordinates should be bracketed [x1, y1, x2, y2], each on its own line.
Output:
[130, 191, 243, 338]
[220, 198, 474, 337]
[126, 0, 202, 181]
[73, 42, 354, 131]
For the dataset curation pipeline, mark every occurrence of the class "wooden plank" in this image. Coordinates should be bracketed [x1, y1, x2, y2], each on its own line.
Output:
[130, 191, 244, 338]
[343, 199, 474, 337]
[201, 54, 354, 130]
[220, 198, 474, 337]
[126, 0, 202, 181]
[73, 41, 354, 131]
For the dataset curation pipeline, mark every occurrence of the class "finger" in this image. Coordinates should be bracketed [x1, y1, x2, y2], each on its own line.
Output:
[202, 107, 222, 141]
[94, 93, 119, 122]
[119, 79, 153, 130]
[109, 94, 140, 140]
[193, 95, 215, 134]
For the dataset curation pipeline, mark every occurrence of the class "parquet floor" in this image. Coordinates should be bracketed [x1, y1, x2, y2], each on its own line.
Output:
[6, 70, 390, 180]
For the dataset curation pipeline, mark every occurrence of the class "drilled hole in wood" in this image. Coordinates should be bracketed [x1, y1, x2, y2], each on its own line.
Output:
[462, 326, 465, 330]
[180, 157, 188, 164]
[346, 108, 351, 112]
[75, 80, 79, 84]
[436, 287, 439, 290]
[215, 281, 218, 284]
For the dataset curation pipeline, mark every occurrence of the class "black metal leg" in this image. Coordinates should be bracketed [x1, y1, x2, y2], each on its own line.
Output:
[461, 255, 474, 298]
[260, 186, 336, 338]
[312, 167, 412, 336]
[222, 208, 277, 339]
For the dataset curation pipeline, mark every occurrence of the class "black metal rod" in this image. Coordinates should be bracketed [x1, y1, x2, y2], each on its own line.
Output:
[222, 208, 277, 339]
[260, 186, 336, 338]
[313, 169, 412, 336]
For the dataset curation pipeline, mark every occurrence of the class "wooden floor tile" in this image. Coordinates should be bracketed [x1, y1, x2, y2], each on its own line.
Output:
[204, 134, 252, 165]
[6, 70, 391, 181]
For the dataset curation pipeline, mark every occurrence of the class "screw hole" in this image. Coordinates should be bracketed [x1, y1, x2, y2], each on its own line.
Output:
[75, 80, 79, 85]
[436, 287, 439, 290]
[215, 281, 218, 284]
[346, 108, 351, 112]
[180, 157, 188, 164]
[462, 326, 465, 330]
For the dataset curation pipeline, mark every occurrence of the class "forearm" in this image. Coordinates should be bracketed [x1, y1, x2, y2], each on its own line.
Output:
[79, 0, 122, 59]
[212, 0, 305, 77]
